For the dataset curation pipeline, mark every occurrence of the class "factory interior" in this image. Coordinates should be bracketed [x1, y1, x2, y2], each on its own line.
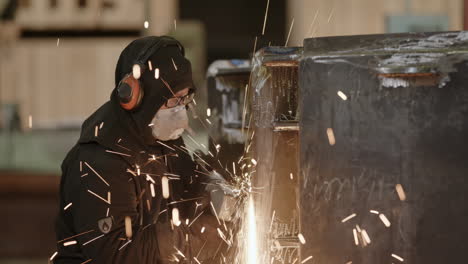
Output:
[1, 0, 468, 263]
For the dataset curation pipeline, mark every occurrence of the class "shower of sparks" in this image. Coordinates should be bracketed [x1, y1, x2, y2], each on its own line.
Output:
[64, 202, 72, 210]
[262, 0, 270, 35]
[144, 20, 149, 29]
[301, 256, 313, 263]
[49, 252, 58, 261]
[379, 213, 391, 227]
[370, 210, 379, 214]
[298, 233, 306, 244]
[63, 240, 77, 247]
[285, 18, 295, 47]
[361, 229, 371, 244]
[206, 108, 211, 117]
[396, 184, 407, 201]
[28, 115, 32, 128]
[392, 253, 404, 262]
[337, 91, 348, 100]
[132, 64, 141, 79]
[155, 68, 160, 79]
[341, 213, 356, 223]
[162, 176, 170, 198]
[84, 161, 109, 186]
[353, 228, 359, 245]
[245, 196, 258, 264]
[125, 216, 132, 238]
[327, 128, 336, 146]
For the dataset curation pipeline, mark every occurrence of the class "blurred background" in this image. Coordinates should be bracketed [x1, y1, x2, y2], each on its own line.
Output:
[0, 0, 465, 263]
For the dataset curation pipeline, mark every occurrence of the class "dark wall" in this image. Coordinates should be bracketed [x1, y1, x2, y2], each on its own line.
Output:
[180, 0, 286, 64]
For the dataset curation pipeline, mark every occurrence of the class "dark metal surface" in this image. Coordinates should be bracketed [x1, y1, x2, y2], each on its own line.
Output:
[299, 31, 468, 263]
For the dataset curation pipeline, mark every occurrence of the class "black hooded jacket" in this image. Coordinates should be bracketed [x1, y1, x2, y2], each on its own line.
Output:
[54, 36, 222, 264]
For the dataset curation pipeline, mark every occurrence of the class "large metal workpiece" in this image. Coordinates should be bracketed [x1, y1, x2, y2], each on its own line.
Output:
[299, 32, 468, 263]
[249, 46, 302, 263]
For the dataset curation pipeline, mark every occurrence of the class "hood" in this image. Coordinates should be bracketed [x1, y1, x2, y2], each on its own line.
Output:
[78, 36, 195, 163]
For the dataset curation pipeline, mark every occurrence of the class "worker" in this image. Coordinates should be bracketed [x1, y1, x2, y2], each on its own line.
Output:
[54, 36, 233, 264]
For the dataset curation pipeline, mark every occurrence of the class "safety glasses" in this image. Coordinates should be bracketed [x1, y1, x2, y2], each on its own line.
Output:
[165, 92, 195, 108]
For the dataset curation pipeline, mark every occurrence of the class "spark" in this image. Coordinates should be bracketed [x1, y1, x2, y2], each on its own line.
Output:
[57, 229, 94, 243]
[56, 38, 60, 47]
[83, 234, 104, 246]
[327, 7, 335, 23]
[290, 173, 294, 180]
[84, 161, 110, 186]
[87, 190, 111, 204]
[337, 91, 348, 100]
[206, 108, 211, 117]
[206, 118, 212, 125]
[174, 19, 177, 31]
[210, 201, 221, 225]
[118, 240, 132, 250]
[148, 60, 153, 71]
[301, 256, 313, 263]
[125, 216, 132, 238]
[396, 184, 406, 201]
[306, 9, 320, 36]
[155, 68, 160, 79]
[201, 226, 205, 233]
[63, 240, 77, 247]
[49, 252, 58, 261]
[391, 253, 404, 262]
[64, 202, 72, 210]
[217, 228, 230, 246]
[172, 208, 181, 226]
[370, 210, 379, 214]
[106, 207, 110, 217]
[251, 158, 257, 165]
[341, 213, 356, 223]
[252, 36, 258, 55]
[245, 196, 258, 264]
[379, 213, 391, 227]
[105, 150, 131, 157]
[361, 229, 371, 244]
[285, 18, 295, 47]
[189, 210, 205, 227]
[81, 260, 92, 264]
[144, 20, 149, 29]
[171, 58, 178, 71]
[353, 228, 359, 245]
[298, 233, 306, 244]
[162, 176, 170, 198]
[28, 115, 32, 128]
[327, 128, 336, 146]
[194, 257, 201, 264]
[132, 64, 141, 79]
[157, 140, 176, 151]
[262, 0, 270, 35]
[94, 126, 98, 137]
[216, 144, 221, 152]
[99, 122, 104, 129]
[150, 183, 156, 197]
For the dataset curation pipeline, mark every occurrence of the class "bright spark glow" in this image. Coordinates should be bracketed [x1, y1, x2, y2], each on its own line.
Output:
[353, 228, 359, 245]
[396, 184, 406, 201]
[370, 210, 379, 214]
[391, 253, 404, 262]
[337, 91, 348, 100]
[63, 240, 77, 247]
[207, 108, 211, 117]
[28, 115, 32, 128]
[49, 251, 58, 261]
[162, 176, 170, 199]
[201, 226, 205, 233]
[341, 213, 356, 223]
[361, 229, 371, 244]
[290, 173, 294, 180]
[144, 20, 149, 29]
[285, 18, 295, 47]
[155, 68, 160, 79]
[132, 64, 141, 79]
[298, 233, 306, 244]
[148, 60, 153, 71]
[150, 183, 155, 197]
[245, 196, 258, 264]
[251, 158, 257, 165]
[64, 202, 72, 210]
[301, 256, 313, 263]
[172, 208, 181, 226]
[125, 216, 132, 238]
[379, 213, 391, 227]
[327, 128, 336, 146]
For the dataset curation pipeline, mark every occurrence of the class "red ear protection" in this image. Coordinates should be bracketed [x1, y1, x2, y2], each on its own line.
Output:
[117, 73, 144, 111]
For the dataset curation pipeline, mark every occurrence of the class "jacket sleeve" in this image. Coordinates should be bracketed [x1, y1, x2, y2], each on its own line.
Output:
[55, 144, 162, 264]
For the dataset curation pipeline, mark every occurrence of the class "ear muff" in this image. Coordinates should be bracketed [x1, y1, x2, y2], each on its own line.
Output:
[117, 73, 144, 111]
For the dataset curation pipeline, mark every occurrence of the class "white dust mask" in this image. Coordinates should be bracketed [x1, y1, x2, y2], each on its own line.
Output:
[151, 105, 188, 141]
